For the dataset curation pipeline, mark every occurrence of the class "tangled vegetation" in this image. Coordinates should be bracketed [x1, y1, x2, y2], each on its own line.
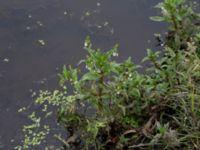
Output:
[16, 0, 200, 149]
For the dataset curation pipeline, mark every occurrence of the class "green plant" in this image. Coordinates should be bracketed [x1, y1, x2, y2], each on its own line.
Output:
[16, 0, 200, 149]
[151, 0, 200, 55]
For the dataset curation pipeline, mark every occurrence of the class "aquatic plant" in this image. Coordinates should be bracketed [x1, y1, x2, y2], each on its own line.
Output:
[151, 0, 200, 55]
[16, 0, 200, 149]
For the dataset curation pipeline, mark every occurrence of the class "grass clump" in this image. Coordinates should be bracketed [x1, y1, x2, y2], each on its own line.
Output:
[16, 0, 200, 149]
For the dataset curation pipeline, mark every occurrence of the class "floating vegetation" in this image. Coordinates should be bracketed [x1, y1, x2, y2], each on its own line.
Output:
[80, 8, 114, 37]
[36, 21, 44, 27]
[38, 40, 46, 46]
[3, 58, 9, 63]
[63, 11, 68, 15]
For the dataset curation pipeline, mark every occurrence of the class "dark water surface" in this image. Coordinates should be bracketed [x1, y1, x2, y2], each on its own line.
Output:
[0, 0, 164, 149]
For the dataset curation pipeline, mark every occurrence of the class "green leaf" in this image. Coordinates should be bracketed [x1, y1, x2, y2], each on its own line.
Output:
[174, 0, 185, 5]
[118, 104, 126, 116]
[150, 16, 164, 22]
[81, 72, 101, 81]
[142, 56, 149, 62]
[196, 33, 200, 39]
[130, 88, 141, 98]
[109, 62, 120, 74]
[155, 2, 163, 8]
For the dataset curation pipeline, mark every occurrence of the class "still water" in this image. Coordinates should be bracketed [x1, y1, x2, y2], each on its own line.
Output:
[0, 0, 164, 149]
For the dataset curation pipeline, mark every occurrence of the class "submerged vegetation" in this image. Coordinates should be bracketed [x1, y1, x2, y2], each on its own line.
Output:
[16, 0, 200, 149]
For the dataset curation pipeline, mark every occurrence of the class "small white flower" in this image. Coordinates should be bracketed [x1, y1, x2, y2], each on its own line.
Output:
[161, 8, 168, 16]
[112, 52, 118, 57]
[85, 65, 91, 70]
[36, 118, 41, 124]
[74, 81, 78, 85]
[84, 41, 88, 47]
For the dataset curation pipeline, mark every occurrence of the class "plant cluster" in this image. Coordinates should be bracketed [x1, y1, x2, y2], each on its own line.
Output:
[16, 0, 200, 149]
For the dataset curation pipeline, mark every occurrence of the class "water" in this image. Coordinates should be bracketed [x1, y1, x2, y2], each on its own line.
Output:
[0, 0, 165, 149]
